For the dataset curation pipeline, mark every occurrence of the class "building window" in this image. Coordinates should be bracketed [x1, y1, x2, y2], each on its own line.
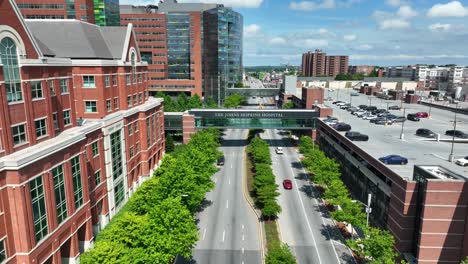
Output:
[31, 81, 43, 99]
[92, 142, 99, 157]
[136, 142, 140, 154]
[0, 239, 5, 262]
[52, 165, 68, 224]
[63, 110, 71, 126]
[112, 75, 117, 86]
[129, 146, 134, 158]
[138, 73, 142, 83]
[1, 37, 23, 103]
[127, 96, 131, 107]
[133, 94, 137, 105]
[60, 79, 68, 94]
[85, 101, 97, 113]
[106, 99, 111, 112]
[139, 93, 143, 103]
[126, 74, 131, 85]
[114, 98, 119, 109]
[114, 181, 125, 208]
[12, 124, 27, 146]
[80, 4, 87, 10]
[71, 156, 83, 209]
[82, 76, 95, 88]
[30, 176, 48, 242]
[128, 124, 133, 135]
[49, 80, 55, 96]
[52, 112, 58, 130]
[145, 91, 149, 99]
[105, 76, 110, 87]
[95, 170, 101, 186]
[110, 131, 123, 180]
[35, 118, 47, 138]
[134, 122, 139, 132]
[131, 52, 136, 84]
[146, 119, 151, 146]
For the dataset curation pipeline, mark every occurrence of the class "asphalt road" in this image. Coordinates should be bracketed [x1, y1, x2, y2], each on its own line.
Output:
[187, 129, 262, 264]
[261, 129, 354, 264]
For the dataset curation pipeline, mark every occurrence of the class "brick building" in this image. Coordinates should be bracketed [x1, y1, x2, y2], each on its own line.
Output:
[14, 0, 120, 26]
[348, 65, 375, 76]
[301, 49, 348, 78]
[0, 1, 165, 263]
[120, 1, 243, 105]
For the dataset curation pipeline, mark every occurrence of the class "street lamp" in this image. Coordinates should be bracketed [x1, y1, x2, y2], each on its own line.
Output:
[353, 193, 372, 227]
[400, 107, 406, 140]
[449, 103, 460, 162]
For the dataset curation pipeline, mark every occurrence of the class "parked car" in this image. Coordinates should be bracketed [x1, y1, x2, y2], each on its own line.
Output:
[366, 106, 378, 111]
[356, 111, 369, 118]
[345, 131, 369, 141]
[415, 112, 429, 118]
[332, 100, 344, 105]
[362, 114, 377, 120]
[445, 130, 468, 139]
[347, 107, 358, 113]
[377, 111, 391, 117]
[283, 179, 293, 189]
[391, 116, 406, 123]
[379, 155, 408, 165]
[353, 110, 367, 116]
[217, 156, 225, 166]
[336, 102, 348, 107]
[416, 128, 436, 138]
[276, 147, 284, 154]
[389, 105, 401, 110]
[333, 123, 352, 131]
[375, 118, 393, 125]
[358, 104, 368, 110]
[455, 156, 468, 167]
[407, 113, 420, 121]
[340, 103, 352, 110]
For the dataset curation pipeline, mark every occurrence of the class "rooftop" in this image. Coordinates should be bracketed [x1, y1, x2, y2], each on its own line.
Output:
[324, 88, 468, 180]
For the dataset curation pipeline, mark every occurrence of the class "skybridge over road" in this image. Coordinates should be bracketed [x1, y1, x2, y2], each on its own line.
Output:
[226, 88, 280, 97]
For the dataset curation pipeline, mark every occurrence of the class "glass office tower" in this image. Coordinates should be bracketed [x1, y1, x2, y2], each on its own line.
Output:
[203, 7, 243, 105]
[94, 0, 120, 26]
[166, 13, 191, 80]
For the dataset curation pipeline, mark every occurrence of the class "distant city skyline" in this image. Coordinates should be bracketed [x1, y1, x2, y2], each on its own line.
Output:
[122, 0, 468, 66]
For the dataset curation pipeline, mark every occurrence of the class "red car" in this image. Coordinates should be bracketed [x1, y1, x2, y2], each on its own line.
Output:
[415, 112, 429, 118]
[283, 180, 293, 190]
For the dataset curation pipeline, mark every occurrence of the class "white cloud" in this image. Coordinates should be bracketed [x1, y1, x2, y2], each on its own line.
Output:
[343, 34, 357, 41]
[269, 37, 287, 45]
[428, 23, 452, 32]
[289, 0, 336, 11]
[427, 1, 468, 17]
[177, 0, 263, 8]
[244, 24, 261, 37]
[318, 28, 328, 34]
[379, 19, 410, 29]
[397, 5, 418, 18]
[385, 0, 402, 7]
[356, 44, 373, 50]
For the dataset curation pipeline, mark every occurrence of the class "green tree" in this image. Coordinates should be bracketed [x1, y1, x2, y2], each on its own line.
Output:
[266, 244, 297, 264]
[224, 93, 246, 108]
[282, 101, 294, 109]
[348, 227, 397, 264]
[205, 97, 218, 108]
[262, 199, 282, 219]
[176, 93, 188, 111]
[165, 134, 175, 153]
[187, 94, 203, 109]
[80, 241, 140, 264]
[461, 257, 468, 264]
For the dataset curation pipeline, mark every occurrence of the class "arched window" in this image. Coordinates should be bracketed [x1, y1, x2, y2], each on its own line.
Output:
[131, 51, 136, 84]
[0, 37, 22, 102]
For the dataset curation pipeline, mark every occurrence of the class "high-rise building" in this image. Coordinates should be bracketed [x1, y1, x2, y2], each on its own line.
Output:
[14, 0, 121, 26]
[120, 0, 243, 104]
[301, 49, 348, 77]
[0, 1, 164, 263]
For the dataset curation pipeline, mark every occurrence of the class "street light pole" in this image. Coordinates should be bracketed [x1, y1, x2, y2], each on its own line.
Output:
[366, 193, 372, 227]
[400, 107, 406, 140]
[449, 103, 459, 162]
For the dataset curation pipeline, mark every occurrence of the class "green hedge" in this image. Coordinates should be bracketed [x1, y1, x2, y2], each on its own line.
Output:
[299, 136, 398, 263]
[81, 129, 222, 264]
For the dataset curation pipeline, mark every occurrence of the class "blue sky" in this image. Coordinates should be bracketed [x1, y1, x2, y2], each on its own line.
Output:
[122, 0, 468, 66]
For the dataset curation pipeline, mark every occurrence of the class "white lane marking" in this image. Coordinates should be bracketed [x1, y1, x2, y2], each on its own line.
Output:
[296, 162, 342, 264]
[290, 167, 323, 264]
[202, 228, 207, 240]
[242, 248, 245, 254]
[226, 200, 229, 209]
[242, 234, 245, 241]
[222, 230, 226, 242]
[214, 178, 217, 183]
[229, 178, 231, 185]
[231, 163, 233, 169]
[242, 225, 244, 229]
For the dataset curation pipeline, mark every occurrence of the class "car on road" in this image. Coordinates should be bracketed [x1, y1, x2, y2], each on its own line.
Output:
[445, 130, 468, 139]
[389, 105, 401, 110]
[416, 128, 436, 138]
[407, 113, 421, 122]
[333, 123, 352, 131]
[217, 156, 225, 166]
[345, 131, 369, 141]
[276, 147, 284, 154]
[455, 156, 468, 167]
[415, 112, 429, 118]
[283, 179, 293, 190]
[379, 155, 408, 165]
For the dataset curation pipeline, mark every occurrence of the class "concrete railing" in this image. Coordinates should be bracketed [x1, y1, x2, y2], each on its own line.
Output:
[418, 101, 468, 115]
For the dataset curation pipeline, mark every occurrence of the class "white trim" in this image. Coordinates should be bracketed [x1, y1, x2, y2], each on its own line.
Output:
[122, 24, 132, 62]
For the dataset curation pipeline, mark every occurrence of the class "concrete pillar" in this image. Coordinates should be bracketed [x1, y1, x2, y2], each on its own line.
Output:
[182, 112, 196, 144]
[62, 233, 79, 264]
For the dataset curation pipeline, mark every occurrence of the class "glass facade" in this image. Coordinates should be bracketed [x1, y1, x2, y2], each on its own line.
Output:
[52, 165, 68, 224]
[66, 0, 75, 19]
[166, 13, 191, 80]
[30, 176, 48, 242]
[203, 7, 243, 105]
[195, 117, 315, 129]
[110, 131, 123, 180]
[71, 156, 83, 209]
[0, 37, 22, 103]
[93, 0, 120, 26]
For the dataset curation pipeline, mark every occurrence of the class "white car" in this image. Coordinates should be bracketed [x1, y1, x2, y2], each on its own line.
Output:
[353, 110, 366, 116]
[355, 111, 368, 118]
[276, 147, 284, 154]
[362, 114, 377, 120]
[336, 102, 348, 107]
[455, 156, 468, 167]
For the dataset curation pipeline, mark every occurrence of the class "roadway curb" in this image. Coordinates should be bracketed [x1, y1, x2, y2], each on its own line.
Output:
[242, 146, 266, 264]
